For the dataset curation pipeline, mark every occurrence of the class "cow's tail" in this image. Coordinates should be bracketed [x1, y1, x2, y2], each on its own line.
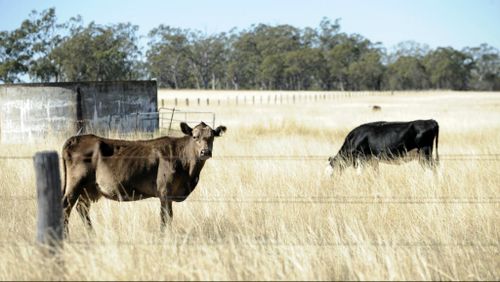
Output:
[434, 122, 439, 165]
[61, 138, 73, 198]
[62, 150, 67, 197]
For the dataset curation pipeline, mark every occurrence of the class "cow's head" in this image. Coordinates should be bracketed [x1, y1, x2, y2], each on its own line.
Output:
[325, 156, 336, 176]
[181, 122, 227, 160]
[326, 155, 347, 176]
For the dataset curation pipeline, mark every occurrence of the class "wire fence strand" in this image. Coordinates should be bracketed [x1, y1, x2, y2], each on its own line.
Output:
[2, 195, 499, 204]
[0, 153, 499, 161]
[0, 240, 497, 248]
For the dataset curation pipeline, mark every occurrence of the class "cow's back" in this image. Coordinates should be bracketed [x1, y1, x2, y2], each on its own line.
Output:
[340, 121, 416, 157]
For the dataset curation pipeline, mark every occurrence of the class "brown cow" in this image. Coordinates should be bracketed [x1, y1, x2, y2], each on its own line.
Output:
[62, 122, 226, 234]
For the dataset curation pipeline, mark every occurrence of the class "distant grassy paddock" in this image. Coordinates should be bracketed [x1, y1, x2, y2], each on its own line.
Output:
[0, 91, 498, 280]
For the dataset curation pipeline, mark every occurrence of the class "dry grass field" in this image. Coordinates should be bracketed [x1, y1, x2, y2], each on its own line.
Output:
[0, 90, 499, 280]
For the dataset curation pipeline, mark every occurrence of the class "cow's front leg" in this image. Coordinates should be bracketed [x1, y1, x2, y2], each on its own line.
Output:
[355, 158, 364, 175]
[160, 197, 173, 232]
[157, 174, 174, 232]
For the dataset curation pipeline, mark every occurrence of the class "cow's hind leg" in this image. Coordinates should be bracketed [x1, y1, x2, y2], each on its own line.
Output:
[62, 179, 84, 238]
[419, 147, 435, 169]
[75, 193, 94, 233]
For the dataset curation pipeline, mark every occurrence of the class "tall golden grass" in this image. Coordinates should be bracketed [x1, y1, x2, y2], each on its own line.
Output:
[0, 91, 498, 280]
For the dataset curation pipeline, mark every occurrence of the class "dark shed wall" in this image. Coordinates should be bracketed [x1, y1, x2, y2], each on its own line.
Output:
[78, 81, 158, 133]
[0, 81, 157, 143]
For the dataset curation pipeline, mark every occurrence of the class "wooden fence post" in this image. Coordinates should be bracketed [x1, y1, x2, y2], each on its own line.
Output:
[33, 151, 63, 250]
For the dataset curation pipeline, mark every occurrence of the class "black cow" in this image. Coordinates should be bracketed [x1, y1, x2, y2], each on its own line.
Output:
[327, 119, 439, 174]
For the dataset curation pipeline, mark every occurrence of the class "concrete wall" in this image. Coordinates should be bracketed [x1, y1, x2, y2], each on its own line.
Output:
[0, 81, 157, 143]
[78, 81, 158, 133]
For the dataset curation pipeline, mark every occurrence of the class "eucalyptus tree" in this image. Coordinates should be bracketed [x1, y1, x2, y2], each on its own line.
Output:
[423, 47, 473, 90]
[464, 43, 500, 90]
[147, 25, 193, 88]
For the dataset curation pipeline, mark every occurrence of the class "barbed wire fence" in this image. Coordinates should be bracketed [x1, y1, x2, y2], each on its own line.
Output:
[0, 151, 498, 253]
[0, 153, 498, 205]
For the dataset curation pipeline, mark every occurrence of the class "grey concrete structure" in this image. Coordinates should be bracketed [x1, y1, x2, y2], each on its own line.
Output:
[0, 81, 157, 143]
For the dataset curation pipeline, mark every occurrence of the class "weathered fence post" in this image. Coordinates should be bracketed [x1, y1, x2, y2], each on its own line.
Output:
[167, 108, 176, 135]
[34, 151, 63, 251]
[185, 98, 189, 106]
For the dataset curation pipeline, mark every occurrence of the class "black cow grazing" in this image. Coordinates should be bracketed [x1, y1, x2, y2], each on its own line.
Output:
[327, 119, 439, 174]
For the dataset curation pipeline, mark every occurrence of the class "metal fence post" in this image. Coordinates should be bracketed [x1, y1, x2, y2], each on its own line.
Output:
[33, 151, 63, 251]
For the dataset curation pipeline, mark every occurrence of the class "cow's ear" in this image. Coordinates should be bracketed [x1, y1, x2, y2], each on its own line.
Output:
[214, 125, 227, 137]
[180, 122, 193, 136]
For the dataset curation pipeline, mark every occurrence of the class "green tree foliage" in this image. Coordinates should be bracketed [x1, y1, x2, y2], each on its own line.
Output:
[1, 9, 499, 91]
[52, 20, 141, 81]
[384, 56, 429, 90]
[464, 43, 500, 90]
[27, 8, 63, 82]
[0, 29, 30, 83]
[0, 9, 58, 82]
[147, 25, 194, 88]
[348, 50, 385, 90]
[226, 29, 261, 89]
[423, 47, 473, 90]
[326, 34, 374, 90]
[188, 32, 228, 89]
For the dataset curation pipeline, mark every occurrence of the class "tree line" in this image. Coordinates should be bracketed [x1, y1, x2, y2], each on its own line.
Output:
[1, 8, 499, 90]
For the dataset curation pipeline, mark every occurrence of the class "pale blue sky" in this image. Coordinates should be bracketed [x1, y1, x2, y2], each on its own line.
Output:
[1, 0, 499, 50]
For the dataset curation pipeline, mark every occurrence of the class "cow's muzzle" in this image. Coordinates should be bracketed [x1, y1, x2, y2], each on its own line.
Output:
[200, 149, 212, 159]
